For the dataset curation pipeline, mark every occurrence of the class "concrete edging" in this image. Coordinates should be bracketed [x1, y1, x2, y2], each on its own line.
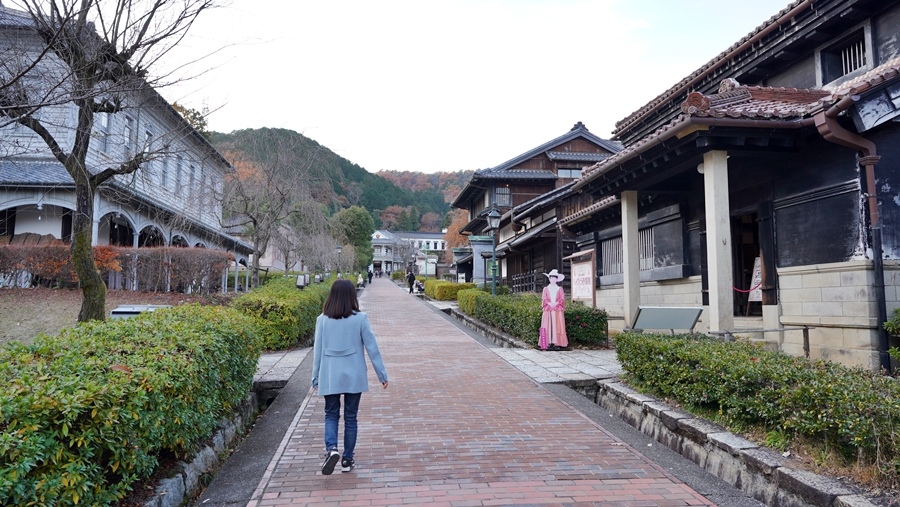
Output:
[449, 306, 882, 507]
[141, 393, 258, 507]
[569, 379, 880, 507]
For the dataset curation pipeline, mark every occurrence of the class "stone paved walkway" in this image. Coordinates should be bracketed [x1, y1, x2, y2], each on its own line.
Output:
[248, 278, 715, 506]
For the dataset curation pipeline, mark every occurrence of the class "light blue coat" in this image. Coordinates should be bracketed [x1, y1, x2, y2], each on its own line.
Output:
[312, 312, 388, 396]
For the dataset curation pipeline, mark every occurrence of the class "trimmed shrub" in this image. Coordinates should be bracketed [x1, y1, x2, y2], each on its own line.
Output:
[423, 279, 472, 300]
[460, 291, 608, 348]
[231, 276, 329, 350]
[616, 332, 900, 488]
[0, 305, 261, 506]
[457, 288, 486, 315]
[434, 282, 476, 301]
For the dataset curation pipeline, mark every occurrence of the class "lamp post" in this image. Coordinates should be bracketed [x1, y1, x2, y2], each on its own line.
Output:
[487, 208, 501, 296]
[336, 245, 342, 277]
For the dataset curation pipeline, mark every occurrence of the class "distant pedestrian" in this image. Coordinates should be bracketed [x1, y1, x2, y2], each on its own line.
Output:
[367, 269, 373, 284]
[406, 271, 416, 294]
[312, 279, 389, 475]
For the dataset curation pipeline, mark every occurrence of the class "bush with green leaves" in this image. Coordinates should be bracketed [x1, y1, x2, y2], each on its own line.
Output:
[616, 332, 900, 488]
[885, 307, 900, 335]
[460, 291, 608, 347]
[457, 288, 484, 315]
[423, 279, 476, 300]
[435, 282, 476, 301]
[0, 305, 261, 506]
[232, 276, 330, 350]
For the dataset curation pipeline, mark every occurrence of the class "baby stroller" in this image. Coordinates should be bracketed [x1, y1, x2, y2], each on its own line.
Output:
[414, 280, 425, 293]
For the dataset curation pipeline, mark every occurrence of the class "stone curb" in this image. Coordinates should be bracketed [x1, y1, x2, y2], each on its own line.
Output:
[573, 379, 884, 507]
[447, 307, 532, 349]
[445, 307, 883, 506]
[141, 393, 258, 507]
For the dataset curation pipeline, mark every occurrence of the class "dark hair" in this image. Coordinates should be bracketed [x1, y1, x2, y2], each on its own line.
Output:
[322, 279, 359, 319]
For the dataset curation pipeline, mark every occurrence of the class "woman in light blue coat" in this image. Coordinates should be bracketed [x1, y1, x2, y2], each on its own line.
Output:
[312, 279, 388, 475]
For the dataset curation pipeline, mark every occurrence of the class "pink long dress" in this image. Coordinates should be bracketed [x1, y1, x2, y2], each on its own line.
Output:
[541, 285, 568, 347]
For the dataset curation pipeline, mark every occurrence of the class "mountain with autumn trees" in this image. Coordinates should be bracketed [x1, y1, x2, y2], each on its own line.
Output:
[210, 128, 468, 231]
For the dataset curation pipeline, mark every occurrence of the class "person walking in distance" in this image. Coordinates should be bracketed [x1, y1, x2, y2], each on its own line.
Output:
[312, 279, 389, 475]
[406, 270, 416, 294]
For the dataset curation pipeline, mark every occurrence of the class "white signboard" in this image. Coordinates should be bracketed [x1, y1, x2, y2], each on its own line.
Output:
[749, 257, 763, 302]
[564, 249, 596, 307]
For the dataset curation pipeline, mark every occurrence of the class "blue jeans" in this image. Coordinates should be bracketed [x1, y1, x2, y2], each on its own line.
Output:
[324, 393, 361, 460]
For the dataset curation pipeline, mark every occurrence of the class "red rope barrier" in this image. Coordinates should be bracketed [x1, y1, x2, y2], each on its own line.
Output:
[733, 283, 761, 293]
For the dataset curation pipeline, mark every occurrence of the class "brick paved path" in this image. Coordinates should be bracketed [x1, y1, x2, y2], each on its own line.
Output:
[248, 278, 715, 507]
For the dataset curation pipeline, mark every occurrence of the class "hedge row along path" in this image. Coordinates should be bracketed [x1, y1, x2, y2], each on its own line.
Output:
[247, 278, 718, 507]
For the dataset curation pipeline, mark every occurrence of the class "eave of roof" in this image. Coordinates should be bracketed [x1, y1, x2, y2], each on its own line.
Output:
[560, 196, 619, 226]
[509, 181, 575, 221]
[546, 151, 615, 162]
[575, 83, 830, 193]
[484, 122, 621, 174]
[612, 0, 812, 138]
[572, 57, 900, 208]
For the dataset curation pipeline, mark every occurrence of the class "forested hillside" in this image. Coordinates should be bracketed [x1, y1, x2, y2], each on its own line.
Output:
[210, 128, 452, 230]
[377, 170, 473, 205]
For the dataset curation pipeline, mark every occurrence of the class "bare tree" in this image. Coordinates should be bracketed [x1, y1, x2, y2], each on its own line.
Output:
[0, 0, 217, 321]
[219, 129, 325, 288]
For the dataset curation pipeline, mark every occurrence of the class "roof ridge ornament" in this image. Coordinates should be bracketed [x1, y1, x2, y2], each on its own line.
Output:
[718, 78, 740, 93]
[681, 91, 711, 114]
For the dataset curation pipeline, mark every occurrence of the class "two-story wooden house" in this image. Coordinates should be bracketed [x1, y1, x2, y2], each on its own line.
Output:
[451, 122, 620, 287]
[565, 0, 900, 370]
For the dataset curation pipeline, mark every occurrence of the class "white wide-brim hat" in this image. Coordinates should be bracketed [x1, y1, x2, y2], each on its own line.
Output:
[543, 269, 565, 282]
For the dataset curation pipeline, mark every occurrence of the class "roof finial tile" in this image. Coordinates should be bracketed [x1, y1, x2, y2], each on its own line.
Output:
[719, 78, 740, 93]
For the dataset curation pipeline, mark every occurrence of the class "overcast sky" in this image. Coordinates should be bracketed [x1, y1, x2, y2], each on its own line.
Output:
[161, 0, 793, 173]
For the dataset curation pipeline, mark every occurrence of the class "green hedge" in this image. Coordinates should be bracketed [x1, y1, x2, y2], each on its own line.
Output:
[423, 279, 476, 300]
[232, 276, 330, 350]
[616, 332, 900, 487]
[457, 288, 484, 315]
[0, 305, 261, 506]
[459, 291, 608, 347]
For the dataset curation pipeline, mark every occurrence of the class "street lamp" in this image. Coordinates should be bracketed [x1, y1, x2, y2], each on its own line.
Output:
[336, 245, 342, 276]
[487, 208, 501, 296]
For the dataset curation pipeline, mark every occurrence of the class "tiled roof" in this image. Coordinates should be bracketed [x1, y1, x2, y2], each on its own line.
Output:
[827, 55, 900, 99]
[510, 182, 575, 220]
[575, 57, 900, 199]
[559, 196, 619, 225]
[0, 6, 32, 27]
[546, 151, 615, 162]
[480, 122, 621, 175]
[681, 84, 829, 120]
[613, 0, 809, 136]
[0, 159, 74, 185]
[474, 168, 558, 180]
[453, 123, 621, 208]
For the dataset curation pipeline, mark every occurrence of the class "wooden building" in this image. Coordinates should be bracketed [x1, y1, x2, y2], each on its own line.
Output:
[451, 122, 620, 288]
[564, 0, 900, 371]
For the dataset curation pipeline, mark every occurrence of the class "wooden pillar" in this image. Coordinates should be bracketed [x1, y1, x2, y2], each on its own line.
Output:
[622, 190, 641, 327]
[701, 151, 734, 333]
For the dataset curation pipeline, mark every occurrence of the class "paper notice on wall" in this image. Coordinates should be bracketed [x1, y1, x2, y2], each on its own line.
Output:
[749, 257, 762, 302]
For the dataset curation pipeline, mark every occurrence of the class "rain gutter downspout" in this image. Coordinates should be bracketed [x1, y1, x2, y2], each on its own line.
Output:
[814, 96, 891, 372]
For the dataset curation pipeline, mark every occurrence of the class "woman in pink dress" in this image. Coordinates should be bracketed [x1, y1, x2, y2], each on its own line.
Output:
[541, 269, 568, 351]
